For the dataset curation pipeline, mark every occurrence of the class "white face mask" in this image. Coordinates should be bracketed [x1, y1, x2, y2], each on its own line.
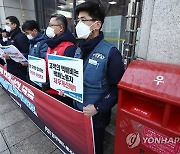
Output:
[46, 27, 55, 38]
[27, 34, 33, 40]
[75, 21, 97, 39]
[2, 37, 8, 42]
[5, 25, 11, 32]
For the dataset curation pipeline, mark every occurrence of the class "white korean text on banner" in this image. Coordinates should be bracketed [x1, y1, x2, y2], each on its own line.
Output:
[48, 54, 83, 103]
[28, 55, 46, 87]
[0, 64, 94, 154]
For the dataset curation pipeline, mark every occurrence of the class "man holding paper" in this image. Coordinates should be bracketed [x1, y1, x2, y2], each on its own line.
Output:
[2, 16, 29, 81]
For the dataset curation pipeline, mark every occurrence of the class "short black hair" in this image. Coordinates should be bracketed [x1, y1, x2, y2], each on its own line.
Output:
[76, 1, 105, 24]
[22, 20, 40, 32]
[2, 29, 7, 33]
[6, 16, 20, 27]
[51, 13, 67, 30]
[2, 29, 9, 37]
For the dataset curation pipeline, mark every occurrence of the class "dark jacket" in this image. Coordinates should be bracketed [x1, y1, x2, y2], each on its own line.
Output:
[29, 30, 49, 58]
[75, 32, 125, 128]
[0, 38, 11, 46]
[6, 28, 29, 81]
[0, 37, 4, 65]
[0, 59, 5, 66]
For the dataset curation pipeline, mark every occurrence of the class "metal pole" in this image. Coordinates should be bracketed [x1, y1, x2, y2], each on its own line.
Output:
[72, 0, 76, 36]
[123, 0, 139, 69]
[123, 0, 135, 68]
[131, 0, 140, 59]
[20, 0, 25, 23]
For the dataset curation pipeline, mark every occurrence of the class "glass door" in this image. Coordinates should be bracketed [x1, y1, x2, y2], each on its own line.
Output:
[36, 0, 143, 52]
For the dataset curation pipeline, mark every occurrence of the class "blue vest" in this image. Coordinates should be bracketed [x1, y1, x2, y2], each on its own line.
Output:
[29, 39, 47, 58]
[74, 40, 113, 110]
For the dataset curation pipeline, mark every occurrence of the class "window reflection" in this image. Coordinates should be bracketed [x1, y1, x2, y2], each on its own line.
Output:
[43, 0, 130, 50]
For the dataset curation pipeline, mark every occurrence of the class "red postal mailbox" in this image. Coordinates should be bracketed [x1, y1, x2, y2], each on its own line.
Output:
[114, 60, 180, 154]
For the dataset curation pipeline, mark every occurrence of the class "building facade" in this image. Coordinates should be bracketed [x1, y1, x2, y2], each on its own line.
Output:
[0, 0, 35, 27]
[0, 0, 179, 65]
[138, 0, 180, 64]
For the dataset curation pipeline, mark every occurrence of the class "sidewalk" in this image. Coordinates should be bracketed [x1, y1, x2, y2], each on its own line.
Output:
[0, 87, 63, 154]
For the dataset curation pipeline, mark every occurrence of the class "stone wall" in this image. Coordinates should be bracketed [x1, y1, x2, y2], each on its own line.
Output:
[138, 0, 180, 64]
[0, 0, 35, 28]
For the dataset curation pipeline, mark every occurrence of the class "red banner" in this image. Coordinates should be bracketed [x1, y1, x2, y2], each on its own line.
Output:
[0, 65, 94, 154]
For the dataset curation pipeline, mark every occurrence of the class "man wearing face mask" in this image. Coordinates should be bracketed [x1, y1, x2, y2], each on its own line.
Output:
[45, 14, 76, 57]
[74, 2, 125, 154]
[1, 29, 10, 46]
[44, 13, 76, 106]
[22, 20, 49, 59]
[21, 20, 49, 86]
[2, 16, 29, 81]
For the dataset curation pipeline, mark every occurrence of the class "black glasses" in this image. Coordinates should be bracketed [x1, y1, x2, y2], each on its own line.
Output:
[49, 24, 61, 27]
[74, 19, 97, 25]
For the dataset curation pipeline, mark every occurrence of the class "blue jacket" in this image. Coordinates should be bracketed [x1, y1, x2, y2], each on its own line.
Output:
[74, 32, 125, 127]
[29, 30, 49, 58]
[6, 28, 29, 81]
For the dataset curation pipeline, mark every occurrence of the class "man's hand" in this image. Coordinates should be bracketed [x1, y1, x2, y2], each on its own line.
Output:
[83, 104, 98, 117]
[19, 61, 28, 66]
[2, 54, 10, 59]
[58, 90, 66, 97]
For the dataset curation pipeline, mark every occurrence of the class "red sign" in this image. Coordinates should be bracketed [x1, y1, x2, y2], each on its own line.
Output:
[0, 65, 94, 154]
